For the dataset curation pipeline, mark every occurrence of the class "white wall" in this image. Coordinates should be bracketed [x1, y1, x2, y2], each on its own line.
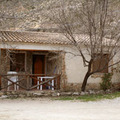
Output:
[64, 48, 102, 84]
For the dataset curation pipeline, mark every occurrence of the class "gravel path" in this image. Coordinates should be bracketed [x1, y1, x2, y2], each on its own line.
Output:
[0, 97, 120, 120]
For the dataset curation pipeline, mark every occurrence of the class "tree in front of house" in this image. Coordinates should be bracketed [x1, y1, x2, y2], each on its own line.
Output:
[46, 0, 120, 91]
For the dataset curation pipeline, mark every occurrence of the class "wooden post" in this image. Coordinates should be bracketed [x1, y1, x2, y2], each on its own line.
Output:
[0, 48, 1, 66]
[0, 49, 1, 90]
[27, 75, 30, 90]
[55, 76, 57, 90]
[58, 75, 60, 90]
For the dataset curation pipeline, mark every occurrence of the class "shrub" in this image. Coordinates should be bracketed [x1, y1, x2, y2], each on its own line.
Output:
[100, 73, 112, 91]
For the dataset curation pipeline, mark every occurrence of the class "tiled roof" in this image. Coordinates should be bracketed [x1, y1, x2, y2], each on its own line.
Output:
[0, 30, 116, 46]
[0, 31, 73, 45]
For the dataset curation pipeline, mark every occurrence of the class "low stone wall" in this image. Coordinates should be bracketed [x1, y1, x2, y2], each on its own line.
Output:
[0, 89, 116, 99]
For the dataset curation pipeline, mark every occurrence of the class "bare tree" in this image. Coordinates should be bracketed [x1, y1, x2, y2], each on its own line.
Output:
[46, 0, 120, 91]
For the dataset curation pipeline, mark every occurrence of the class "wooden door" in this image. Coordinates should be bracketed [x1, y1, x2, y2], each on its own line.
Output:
[33, 55, 45, 86]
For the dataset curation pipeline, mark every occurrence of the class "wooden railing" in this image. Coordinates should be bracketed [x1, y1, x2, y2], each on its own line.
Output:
[0, 74, 60, 91]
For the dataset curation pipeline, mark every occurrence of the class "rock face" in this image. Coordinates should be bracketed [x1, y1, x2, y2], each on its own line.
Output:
[0, 0, 119, 31]
[0, 0, 73, 31]
[0, 0, 49, 30]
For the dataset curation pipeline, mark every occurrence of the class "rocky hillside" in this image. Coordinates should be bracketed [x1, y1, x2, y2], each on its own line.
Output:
[0, 0, 119, 31]
[0, 0, 73, 31]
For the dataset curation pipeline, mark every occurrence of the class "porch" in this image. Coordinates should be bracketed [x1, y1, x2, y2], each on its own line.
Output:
[0, 49, 63, 91]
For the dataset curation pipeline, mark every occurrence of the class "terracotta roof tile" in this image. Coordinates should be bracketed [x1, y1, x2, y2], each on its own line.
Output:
[0, 31, 73, 45]
[0, 31, 116, 46]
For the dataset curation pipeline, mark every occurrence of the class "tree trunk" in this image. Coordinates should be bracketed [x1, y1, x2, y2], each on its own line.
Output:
[81, 72, 91, 91]
[81, 59, 93, 92]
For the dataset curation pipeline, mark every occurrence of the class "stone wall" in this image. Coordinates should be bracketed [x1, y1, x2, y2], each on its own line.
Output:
[25, 51, 33, 88]
[26, 51, 32, 74]
[0, 49, 10, 74]
[0, 49, 10, 89]
[47, 52, 62, 75]
[46, 52, 67, 90]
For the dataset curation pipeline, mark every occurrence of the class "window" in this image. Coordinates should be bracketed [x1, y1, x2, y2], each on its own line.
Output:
[10, 53, 25, 72]
[92, 54, 109, 73]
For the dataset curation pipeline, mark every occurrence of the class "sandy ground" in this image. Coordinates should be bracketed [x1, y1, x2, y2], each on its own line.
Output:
[0, 97, 120, 120]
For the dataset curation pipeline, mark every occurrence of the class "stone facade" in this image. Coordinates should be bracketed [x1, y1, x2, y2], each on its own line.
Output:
[0, 49, 10, 89]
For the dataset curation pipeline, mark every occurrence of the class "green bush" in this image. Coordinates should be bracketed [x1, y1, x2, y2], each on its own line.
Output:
[100, 73, 112, 91]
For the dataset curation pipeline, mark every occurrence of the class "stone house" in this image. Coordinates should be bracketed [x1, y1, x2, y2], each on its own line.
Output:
[0, 30, 120, 91]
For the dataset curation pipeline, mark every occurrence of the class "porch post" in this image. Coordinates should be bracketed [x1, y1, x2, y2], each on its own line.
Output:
[27, 75, 30, 90]
[0, 48, 1, 90]
[0, 48, 1, 69]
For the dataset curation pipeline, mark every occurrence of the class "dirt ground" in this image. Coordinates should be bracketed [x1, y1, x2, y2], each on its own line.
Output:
[0, 97, 120, 120]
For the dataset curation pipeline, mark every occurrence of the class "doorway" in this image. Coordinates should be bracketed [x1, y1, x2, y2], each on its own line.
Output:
[32, 55, 45, 86]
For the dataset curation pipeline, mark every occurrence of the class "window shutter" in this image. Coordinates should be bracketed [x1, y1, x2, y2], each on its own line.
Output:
[92, 54, 109, 73]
